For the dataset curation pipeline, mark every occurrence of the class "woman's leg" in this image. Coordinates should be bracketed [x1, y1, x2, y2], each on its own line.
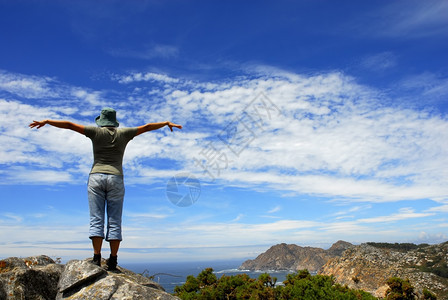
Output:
[109, 240, 120, 256]
[88, 174, 106, 265]
[105, 175, 125, 243]
[91, 237, 104, 255]
[104, 175, 124, 270]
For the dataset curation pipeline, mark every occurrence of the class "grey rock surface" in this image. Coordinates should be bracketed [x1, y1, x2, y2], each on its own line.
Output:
[57, 259, 107, 293]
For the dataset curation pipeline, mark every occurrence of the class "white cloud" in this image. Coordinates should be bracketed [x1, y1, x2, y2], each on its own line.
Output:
[71, 88, 105, 106]
[0, 71, 56, 99]
[1, 69, 448, 204]
[6, 168, 74, 185]
[116, 72, 180, 84]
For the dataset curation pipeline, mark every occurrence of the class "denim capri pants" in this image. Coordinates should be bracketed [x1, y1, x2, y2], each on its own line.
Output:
[88, 173, 125, 241]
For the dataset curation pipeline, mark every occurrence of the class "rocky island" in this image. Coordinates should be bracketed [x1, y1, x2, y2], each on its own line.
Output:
[239, 240, 352, 272]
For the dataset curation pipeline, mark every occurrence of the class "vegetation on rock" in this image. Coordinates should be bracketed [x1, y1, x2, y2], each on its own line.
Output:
[367, 242, 430, 252]
[385, 277, 416, 299]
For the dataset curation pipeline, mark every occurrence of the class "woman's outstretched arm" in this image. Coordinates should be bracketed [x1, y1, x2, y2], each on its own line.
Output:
[29, 120, 85, 134]
[136, 121, 182, 136]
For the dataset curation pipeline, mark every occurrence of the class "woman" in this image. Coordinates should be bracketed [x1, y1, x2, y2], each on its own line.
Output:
[29, 107, 182, 270]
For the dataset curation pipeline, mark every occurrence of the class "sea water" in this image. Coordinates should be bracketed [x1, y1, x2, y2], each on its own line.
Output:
[122, 260, 296, 294]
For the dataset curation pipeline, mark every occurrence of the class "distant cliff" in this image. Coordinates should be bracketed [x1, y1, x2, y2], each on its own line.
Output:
[239, 240, 352, 272]
[319, 242, 448, 299]
[0, 255, 179, 299]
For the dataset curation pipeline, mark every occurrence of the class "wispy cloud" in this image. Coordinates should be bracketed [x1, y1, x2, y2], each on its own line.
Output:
[358, 208, 434, 224]
[125, 212, 169, 220]
[360, 52, 397, 72]
[397, 72, 448, 104]
[332, 205, 372, 219]
[231, 214, 244, 222]
[109, 44, 180, 60]
[426, 205, 448, 213]
[267, 206, 281, 214]
[1, 213, 23, 223]
[350, 0, 448, 39]
[381, 0, 448, 38]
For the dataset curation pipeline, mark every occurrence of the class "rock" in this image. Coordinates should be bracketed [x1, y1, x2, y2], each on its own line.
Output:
[319, 242, 448, 299]
[0, 255, 179, 300]
[56, 259, 179, 300]
[239, 241, 353, 272]
[0, 255, 64, 300]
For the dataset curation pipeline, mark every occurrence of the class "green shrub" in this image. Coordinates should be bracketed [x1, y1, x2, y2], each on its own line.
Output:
[385, 277, 416, 300]
[422, 288, 437, 300]
[278, 270, 376, 300]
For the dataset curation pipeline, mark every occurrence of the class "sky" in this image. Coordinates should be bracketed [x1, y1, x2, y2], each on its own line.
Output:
[0, 0, 448, 264]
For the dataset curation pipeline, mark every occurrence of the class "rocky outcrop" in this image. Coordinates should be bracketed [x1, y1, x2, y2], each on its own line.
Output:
[239, 240, 352, 272]
[319, 242, 448, 299]
[0, 255, 179, 300]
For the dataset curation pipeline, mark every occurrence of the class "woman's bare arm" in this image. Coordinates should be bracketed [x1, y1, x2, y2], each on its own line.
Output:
[29, 120, 85, 134]
[136, 121, 182, 136]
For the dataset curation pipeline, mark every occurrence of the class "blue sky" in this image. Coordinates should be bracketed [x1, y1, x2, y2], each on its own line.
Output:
[1, 0, 448, 263]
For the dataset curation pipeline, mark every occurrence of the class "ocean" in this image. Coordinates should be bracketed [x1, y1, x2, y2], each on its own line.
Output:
[121, 260, 295, 294]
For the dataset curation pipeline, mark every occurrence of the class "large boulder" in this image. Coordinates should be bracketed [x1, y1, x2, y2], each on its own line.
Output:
[0, 255, 63, 299]
[0, 255, 179, 300]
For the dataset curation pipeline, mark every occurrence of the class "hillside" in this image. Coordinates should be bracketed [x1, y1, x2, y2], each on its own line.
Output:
[319, 242, 448, 299]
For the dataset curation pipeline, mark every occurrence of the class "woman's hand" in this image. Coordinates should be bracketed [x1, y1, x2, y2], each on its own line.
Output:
[167, 122, 182, 132]
[29, 120, 47, 129]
